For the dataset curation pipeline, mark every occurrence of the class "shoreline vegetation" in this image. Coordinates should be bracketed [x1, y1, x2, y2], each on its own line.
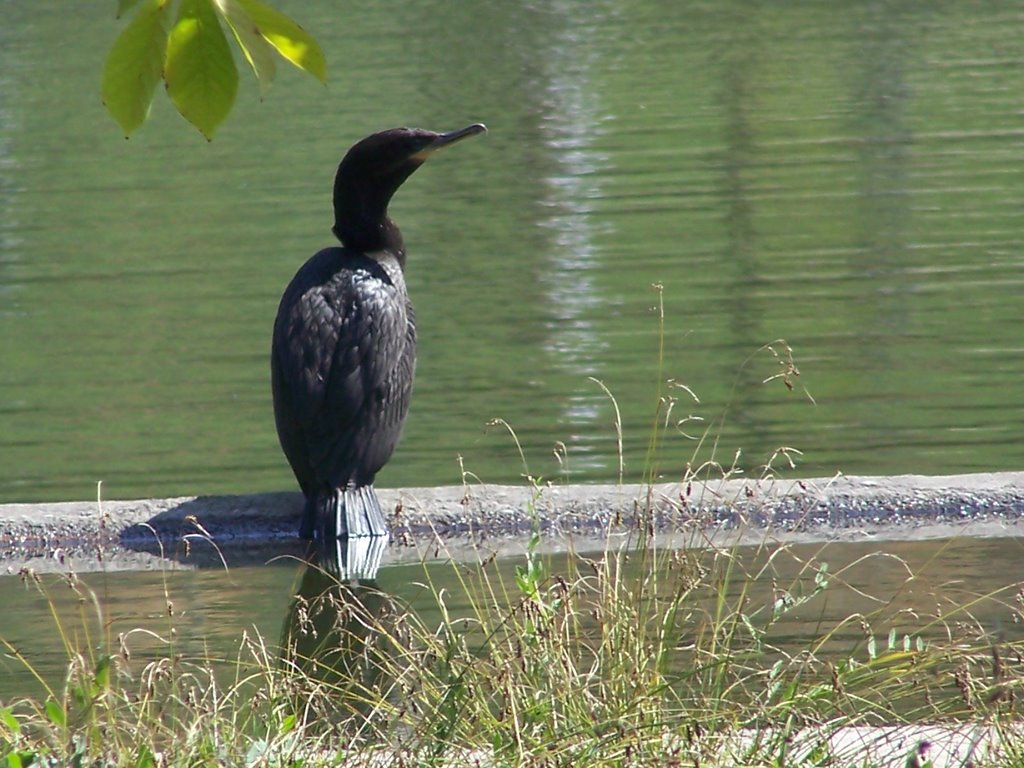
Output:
[1, 474, 1023, 766]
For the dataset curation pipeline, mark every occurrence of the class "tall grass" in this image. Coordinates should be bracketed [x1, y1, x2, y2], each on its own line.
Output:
[2, 292, 1023, 766]
[3, 494, 1023, 766]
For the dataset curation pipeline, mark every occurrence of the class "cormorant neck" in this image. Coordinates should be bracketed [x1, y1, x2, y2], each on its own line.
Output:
[332, 160, 421, 262]
[332, 214, 405, 261]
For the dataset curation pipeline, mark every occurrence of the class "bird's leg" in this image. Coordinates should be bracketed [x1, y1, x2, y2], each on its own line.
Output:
[299, 496, 317, 539]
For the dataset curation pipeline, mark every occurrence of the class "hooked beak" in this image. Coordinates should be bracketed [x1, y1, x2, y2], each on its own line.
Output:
[411, 123, 487, 162]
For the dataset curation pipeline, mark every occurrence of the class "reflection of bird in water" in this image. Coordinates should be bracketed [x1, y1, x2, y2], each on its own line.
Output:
[272, 124, 487, 541]
[281, 543, 394, 726]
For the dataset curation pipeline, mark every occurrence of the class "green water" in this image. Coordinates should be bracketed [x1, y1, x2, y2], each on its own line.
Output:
[2, 536, 1022, 701]
[2, 1, 1024, 504]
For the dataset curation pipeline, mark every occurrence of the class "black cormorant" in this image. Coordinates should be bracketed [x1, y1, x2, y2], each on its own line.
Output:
[272, 124, 486, 540]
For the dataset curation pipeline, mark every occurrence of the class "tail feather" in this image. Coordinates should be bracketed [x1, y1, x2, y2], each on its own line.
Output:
[314, 485, 389, 539]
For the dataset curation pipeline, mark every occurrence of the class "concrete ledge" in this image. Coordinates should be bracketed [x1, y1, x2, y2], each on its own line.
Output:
[2, 472, 1023, 571]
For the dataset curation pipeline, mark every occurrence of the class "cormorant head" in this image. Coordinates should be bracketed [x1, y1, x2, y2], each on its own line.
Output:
[331, 124, 487, 254]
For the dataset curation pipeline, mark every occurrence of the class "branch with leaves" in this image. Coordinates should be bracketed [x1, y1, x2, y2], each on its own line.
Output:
[102, 0, 326, 140]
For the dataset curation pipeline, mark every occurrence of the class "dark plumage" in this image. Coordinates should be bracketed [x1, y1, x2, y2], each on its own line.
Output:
[272, 124, 486, 540]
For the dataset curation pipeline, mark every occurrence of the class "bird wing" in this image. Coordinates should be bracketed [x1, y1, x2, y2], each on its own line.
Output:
[272, 248, 414, 490]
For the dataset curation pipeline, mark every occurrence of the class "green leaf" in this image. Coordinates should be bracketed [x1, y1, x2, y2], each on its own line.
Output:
[279, 713, 297, 735]
[216, 0, 277, 95]
[234, 0, 326, 82]
[44, 699, 66, 728]
[0, 706, 20, 735]
[101, 0, 171, 137]
[94, 654, 112, 689]
[116, 0, 144, 17]
[134, 745, 157, 768]
[70, 679, 91, 710]
[165, 0, 239, 139]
